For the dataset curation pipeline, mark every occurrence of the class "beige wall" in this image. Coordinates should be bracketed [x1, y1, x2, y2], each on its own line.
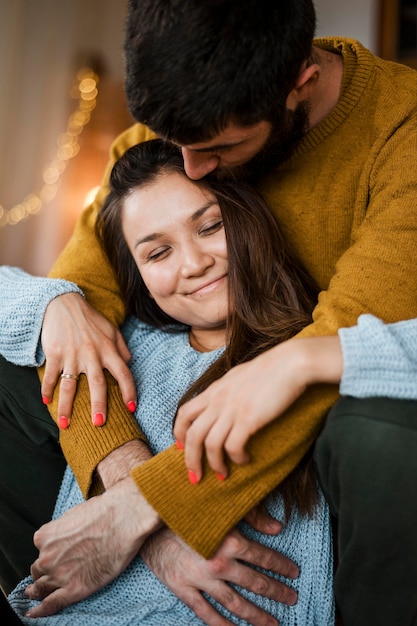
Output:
[0, 0, 129, 274]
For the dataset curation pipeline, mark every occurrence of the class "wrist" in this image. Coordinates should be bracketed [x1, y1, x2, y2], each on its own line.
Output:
[104, 476, 163, 541]
[98, 439, 153, 489]
[296, 335, 344, 386]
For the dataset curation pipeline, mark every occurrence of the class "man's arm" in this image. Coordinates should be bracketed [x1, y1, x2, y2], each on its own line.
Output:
[42, 122, 157, 497]
[130, 111, 417, 558]
[43, 108, 417, 558]
[25, 438, 299, 625]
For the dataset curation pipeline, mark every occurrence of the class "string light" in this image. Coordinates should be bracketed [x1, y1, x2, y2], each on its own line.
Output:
[0, 67, 99, 229]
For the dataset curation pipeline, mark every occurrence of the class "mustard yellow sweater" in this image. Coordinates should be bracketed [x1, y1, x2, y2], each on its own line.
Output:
[46, 38, 417, 558]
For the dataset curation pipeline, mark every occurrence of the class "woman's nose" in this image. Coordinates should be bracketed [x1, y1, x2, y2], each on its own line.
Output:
[181, 148, 220, 180]
[180, 246, 214, 277]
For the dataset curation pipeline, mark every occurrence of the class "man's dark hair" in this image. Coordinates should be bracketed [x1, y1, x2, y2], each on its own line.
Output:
[124, 0, 316, 144]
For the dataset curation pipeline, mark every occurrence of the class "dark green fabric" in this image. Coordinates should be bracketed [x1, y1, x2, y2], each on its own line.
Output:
[315, 395, 417, 626]
[1, 588, 23, 623]
[0, 356, 65, 595]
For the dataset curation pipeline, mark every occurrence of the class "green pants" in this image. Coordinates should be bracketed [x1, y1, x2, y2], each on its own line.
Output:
[1, 355, 417, 625]
[314, 395, 417, 626]
[0, 355, 65, 595]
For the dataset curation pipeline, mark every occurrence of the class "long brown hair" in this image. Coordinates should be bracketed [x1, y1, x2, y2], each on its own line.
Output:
[97, 139, 319, 515]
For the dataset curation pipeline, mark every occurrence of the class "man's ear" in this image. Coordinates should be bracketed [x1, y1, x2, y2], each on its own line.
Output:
[286, 63, 320, 110]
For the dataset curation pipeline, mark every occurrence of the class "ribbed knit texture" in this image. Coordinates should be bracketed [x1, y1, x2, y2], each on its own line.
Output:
[340, 314, 417, 399]
[0, 266, 83, 366]
[7, 315, 334, 625]
[38, 37, 417, 556]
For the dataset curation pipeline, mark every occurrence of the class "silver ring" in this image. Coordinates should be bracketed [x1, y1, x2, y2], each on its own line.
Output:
[60, 373, 79, 381]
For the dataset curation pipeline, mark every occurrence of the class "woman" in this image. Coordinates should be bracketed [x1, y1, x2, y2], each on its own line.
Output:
[2, 140, 334, 625]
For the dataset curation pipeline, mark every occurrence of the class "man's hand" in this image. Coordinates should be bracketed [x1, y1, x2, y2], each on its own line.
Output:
[40, 292, 137, 426]
[141, 524, 298, 626]
[24, 477, 162, 618]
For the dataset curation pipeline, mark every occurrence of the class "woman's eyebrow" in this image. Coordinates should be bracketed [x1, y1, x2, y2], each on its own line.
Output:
[134, 232, 163, 248]
[190, 200, 218, 222]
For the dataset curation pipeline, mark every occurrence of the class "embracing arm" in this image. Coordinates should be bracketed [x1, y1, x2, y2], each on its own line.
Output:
[130, 109, 417, 558]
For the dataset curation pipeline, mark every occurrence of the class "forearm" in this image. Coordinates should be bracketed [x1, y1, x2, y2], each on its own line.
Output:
[50, 371, 145, 497]
[131, 383, 338, 558]
[98, 438, 153, 489]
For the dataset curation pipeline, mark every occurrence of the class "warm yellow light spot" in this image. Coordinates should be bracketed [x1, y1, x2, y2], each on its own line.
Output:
[1, 66, 98, 228]
[83, 186, 100, 207]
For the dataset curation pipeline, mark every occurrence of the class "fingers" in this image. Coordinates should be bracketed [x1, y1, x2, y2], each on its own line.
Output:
[41, 357, 61, 406]
[102, 349, 137, 414]
[176, 586, 237, 626]
[183, 410, 230, 481]
[25, 588, 73, 618]
[41, 294, 137, 428]
[25, 576, 58, 603]
[175, 397, 251, 482]
[244, 503, 283, 535]
[54, 352, 137, 430]
[221, 530, 300, 582]
[180, 582, 279, 626]
[56, 371, 81, 428]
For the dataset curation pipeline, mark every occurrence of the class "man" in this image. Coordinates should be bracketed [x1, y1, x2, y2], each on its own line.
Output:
[1, 1, 416, 625]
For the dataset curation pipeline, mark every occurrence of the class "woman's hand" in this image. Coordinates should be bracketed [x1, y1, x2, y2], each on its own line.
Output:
[40, 292, 137, 427]
[174, 336, 343, 481]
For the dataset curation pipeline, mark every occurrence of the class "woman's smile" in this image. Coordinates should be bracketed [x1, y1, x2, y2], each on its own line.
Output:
[187, 274, 228, 297]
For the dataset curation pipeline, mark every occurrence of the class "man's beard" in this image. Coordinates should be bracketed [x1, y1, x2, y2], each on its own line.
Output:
[217, 102, 310, 184]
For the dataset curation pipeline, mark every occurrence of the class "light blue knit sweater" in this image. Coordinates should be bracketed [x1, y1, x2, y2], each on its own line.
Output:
[339, 314, 417, 399]
[1, 267, 335, 625]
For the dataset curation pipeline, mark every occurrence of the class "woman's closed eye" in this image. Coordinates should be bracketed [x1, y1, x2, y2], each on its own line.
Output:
[148, 246, 171, 262]
[199, 219, 224, 236]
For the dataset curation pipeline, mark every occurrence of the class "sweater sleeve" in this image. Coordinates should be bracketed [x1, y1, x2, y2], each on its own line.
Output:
[43, 123, 157, 497]
[0, 266, 84, 366]
[339, 315, 417, 399]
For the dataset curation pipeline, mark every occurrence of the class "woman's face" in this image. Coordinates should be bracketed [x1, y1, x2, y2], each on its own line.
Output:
[122, 171, 228, 350]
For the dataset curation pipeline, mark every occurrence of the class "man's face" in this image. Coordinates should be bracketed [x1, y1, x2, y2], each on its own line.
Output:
[180, 103, 310, 182]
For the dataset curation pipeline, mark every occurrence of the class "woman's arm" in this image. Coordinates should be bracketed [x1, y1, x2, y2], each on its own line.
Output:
[174, 335, 343, 479]
[175, 314, 417, 479]
[339, 314, 417, 399]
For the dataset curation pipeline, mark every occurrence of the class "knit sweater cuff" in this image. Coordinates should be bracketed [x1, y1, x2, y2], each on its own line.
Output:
[51, 371, 145, 498]
[132, 384, 338, 558]
[0, 266, 84, 366]
[339, 314, 417, 399]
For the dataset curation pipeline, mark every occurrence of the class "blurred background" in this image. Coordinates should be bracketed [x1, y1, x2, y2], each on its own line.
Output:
[0, 0, 415, 275]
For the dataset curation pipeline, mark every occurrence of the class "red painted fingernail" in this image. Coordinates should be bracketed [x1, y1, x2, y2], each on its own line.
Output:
[216, 472, 225, 481]
[188, 470, 199, 484]
[58, 416, 69, 430]
[127, 401, 136, 413]
[42, 396, 50, 405]
[176, 440, 184, 450]
[93, 412, 105, 426]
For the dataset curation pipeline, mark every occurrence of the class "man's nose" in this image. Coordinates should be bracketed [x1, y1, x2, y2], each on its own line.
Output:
[181, 148, 220, 180]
